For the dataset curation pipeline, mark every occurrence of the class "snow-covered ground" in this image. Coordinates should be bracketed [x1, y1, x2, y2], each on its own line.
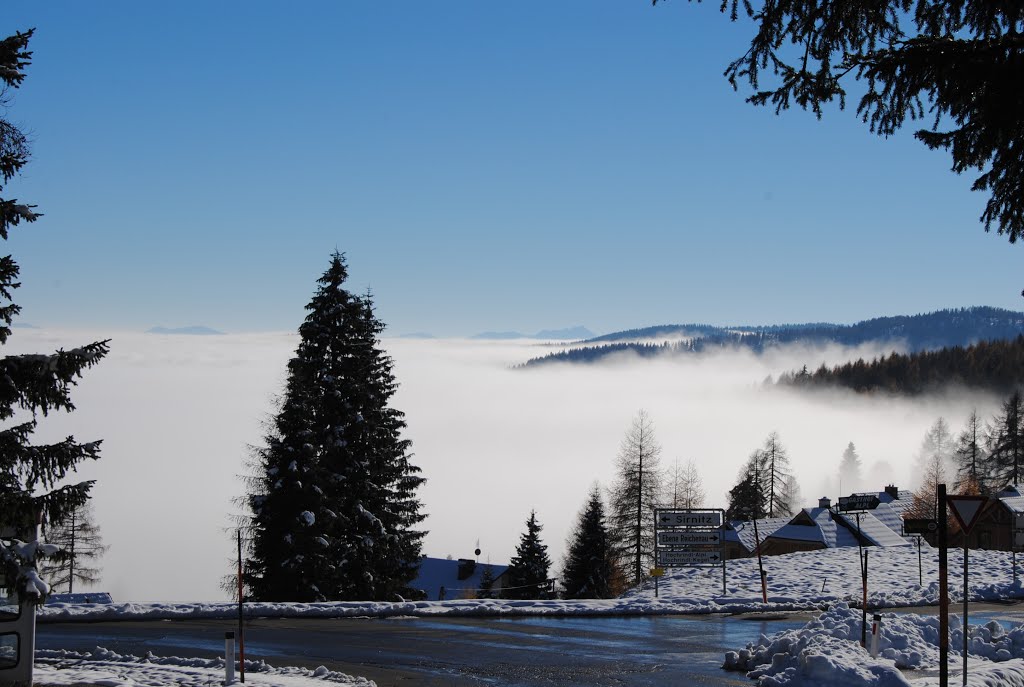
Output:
[31, 546, 1024, 686]
[726, 603, 1024, 686]
[36, 546, 1024, 623]
[35, 647, 375, 687]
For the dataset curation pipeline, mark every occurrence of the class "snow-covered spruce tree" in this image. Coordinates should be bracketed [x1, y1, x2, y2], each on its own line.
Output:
[725, 453, 767, 521]
[0, 28, 109, 601]
[505, 510, 551, 600]
[608, 409, 662, 586]
[838, 442, 862, 493]
[477, 564, 495, 599]
[561, 486, 616, 599]
[243, 253, 425, 602]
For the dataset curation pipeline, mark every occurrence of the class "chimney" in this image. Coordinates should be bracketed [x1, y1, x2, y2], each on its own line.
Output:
[457, 559, 476, 581]
[884, 485, 899, 499]
[819, 496, 831, 509]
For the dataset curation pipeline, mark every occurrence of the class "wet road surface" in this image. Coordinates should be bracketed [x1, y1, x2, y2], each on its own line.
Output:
[37, 613, 811, 686]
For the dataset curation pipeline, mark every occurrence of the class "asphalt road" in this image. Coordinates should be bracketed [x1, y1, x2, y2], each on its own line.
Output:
[36, 613, 814, 686]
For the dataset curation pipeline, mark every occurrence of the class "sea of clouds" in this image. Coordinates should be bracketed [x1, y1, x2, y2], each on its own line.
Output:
[2, 328, 1002, 602]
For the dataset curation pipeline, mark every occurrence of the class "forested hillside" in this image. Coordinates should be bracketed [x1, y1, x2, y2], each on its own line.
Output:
[776, 336, 1024, 395]
[523, 307, 1024, 367]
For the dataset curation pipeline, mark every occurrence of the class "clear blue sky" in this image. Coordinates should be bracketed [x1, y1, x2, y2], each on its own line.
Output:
[5, 1, 1021, 336]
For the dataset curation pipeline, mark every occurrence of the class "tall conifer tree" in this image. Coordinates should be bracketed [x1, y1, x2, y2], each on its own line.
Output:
[726, 451, 768, 521]
[39, 502, 107, 594]
[838, 442, 862, 493]
[244, 253, 425, 601]
[954, 410, 988, 494]
[562, 487, 616, 599]
[0, 29, 109, 601]
[608, 409, 662, 586]
[988, 391, 1024, 488]
[505, 510, 551, 600]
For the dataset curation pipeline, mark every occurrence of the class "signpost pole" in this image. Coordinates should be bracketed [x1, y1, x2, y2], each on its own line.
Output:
[861, 549, 868, 648]
[939, 483, 948, 687]
[237, 529, 245, 683]
[946, 493, 988, 687]
[722, 537, 727, 596]
[963, 545, 968, 687]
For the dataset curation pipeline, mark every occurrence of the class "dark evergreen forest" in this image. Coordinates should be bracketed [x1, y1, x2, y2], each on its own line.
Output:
[776, 335, 1024, 395]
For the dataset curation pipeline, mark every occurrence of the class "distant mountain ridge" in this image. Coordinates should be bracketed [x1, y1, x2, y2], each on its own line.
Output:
[147, 325, 224, 336]
[473, 326, 594, 341]
[522, 307, 1024, 366]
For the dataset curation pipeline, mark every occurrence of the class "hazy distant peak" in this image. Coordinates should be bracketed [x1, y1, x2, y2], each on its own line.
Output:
[146, 325, 225, 336]
[472, 331, 527, 340]
[398, 332, 436, 339]
[533, 326, 594, 340]
[473, 326, 594, 341]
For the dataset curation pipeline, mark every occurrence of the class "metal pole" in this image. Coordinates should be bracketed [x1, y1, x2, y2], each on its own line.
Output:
[963, 544, 968, 687]
[861, 549, 868, 647]
[939, 483, 948, 687]
[237, 529, 245, 683]
[721, 510, 727, 596]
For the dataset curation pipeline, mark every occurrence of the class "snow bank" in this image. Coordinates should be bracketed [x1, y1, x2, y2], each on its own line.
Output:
[725, 603, 1024, 686]
[35, 646, 375, 687]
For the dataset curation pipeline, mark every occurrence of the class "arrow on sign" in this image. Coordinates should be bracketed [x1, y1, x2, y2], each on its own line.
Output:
[656, 510, 723, 528]
[657, 549, 722, 566]
[947, 495, 988, 534]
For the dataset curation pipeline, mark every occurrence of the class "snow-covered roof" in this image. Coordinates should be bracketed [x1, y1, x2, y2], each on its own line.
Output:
[411, 557, 508, 599]
[725, 518, 789, 552]
[986, 485, 1024, 514]
[834, 510, 910, 547]
[875, 489, 915, 515]
[1000, 495, 1024, 514]
[806, 507, 860, 548]
[767, 522, 825, 544]
[869, 502, 917, 542]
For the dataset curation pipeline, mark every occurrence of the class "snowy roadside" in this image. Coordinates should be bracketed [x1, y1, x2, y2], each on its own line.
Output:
[725, 603, 1024, 686]
[38, 547, 1024, 622]
[34, 647, 376, 687]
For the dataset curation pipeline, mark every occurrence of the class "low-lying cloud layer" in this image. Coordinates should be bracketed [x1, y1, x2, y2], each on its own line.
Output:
[4, 329, 1001, 602]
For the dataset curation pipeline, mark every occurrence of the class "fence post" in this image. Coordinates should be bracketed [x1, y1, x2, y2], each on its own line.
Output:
[225, 631, 235, 685]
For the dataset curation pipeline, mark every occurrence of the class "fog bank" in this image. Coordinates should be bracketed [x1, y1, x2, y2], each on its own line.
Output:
[4, 330, 1000, 601]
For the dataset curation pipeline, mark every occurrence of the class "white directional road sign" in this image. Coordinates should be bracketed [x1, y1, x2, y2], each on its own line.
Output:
[657, 549, 723, 566]
[657, 530, 721, 546]
[656, 510, 722, 528]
